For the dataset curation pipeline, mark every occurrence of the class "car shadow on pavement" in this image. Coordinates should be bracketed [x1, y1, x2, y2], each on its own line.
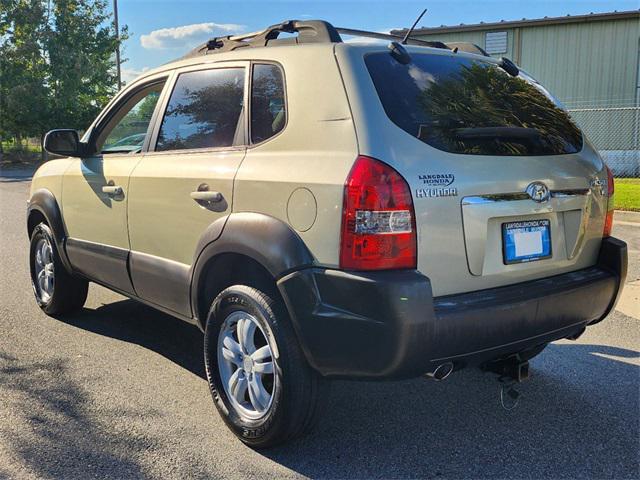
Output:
[55, 300, 639, 479]
[0, 351, 155, 479]
[59, 299, 206, 380]
[265, 343, 639, 479]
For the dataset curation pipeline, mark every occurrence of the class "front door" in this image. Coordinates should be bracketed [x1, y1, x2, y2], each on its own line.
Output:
[127, 62, 249, 315]
[62, 76, 169, 293]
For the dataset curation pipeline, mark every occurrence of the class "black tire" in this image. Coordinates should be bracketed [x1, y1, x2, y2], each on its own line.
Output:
[204, 284, 329, 448]
[29, 223, 88, 316]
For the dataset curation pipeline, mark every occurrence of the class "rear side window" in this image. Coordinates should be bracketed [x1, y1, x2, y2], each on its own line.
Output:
[250, 64, 286, 143]
[156, 68, 244, 151]
[365, 53, 583, 156]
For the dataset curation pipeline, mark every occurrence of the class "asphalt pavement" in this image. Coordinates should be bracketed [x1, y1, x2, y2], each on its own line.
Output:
[1, 168, 638, 479]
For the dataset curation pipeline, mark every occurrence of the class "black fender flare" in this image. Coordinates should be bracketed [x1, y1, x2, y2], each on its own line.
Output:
[27, 189, 73, 273]
[189, 212, 315, 321]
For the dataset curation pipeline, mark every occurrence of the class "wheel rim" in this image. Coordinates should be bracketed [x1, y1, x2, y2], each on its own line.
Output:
[34, 237, 55, 303]
[217, 311, 277, 420]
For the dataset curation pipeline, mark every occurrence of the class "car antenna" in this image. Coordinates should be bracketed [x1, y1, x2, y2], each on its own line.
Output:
[402, 8, 427, 45]
[388, 8, 428, 65]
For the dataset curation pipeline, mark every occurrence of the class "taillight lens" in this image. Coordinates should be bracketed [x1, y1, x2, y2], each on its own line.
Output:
[603, 165, 615, 237]
[340, 155, 417, 270]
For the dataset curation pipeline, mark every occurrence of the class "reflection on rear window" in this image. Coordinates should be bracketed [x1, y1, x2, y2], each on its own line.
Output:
[365, 52, 583, 156]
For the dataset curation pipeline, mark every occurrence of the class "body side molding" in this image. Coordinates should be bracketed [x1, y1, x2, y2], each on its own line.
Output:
[66, 238, 136, 295]
[129, 251, 192, 317]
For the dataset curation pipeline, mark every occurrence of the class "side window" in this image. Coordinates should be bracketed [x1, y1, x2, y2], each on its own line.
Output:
[250, 64, 286, 144]
[100, 83, 164, 154]
[156, 68, 245, 151]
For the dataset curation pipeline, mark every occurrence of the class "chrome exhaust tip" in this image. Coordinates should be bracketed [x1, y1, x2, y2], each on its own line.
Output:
[425, 362, 454, 381]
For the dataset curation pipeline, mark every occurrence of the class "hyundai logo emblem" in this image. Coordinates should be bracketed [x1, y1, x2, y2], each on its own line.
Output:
[526, 182, 550, 203]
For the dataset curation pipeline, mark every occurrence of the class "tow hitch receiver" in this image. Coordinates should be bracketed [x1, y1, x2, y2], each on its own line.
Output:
[483, 356, 530, 383]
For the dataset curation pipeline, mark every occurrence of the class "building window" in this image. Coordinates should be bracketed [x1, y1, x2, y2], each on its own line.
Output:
[485, 31, 508, 54]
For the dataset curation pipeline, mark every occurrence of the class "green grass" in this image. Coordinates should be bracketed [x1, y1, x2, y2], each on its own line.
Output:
[1, 140, 41, 153]
[614, 178, 640, 212]
[1, 139, 43, 166]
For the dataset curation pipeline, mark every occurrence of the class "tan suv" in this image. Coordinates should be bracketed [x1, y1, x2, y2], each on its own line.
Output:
[28, 20, 627, 448]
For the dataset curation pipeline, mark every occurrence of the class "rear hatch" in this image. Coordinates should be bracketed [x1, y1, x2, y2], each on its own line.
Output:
[339, 46, 609, 296]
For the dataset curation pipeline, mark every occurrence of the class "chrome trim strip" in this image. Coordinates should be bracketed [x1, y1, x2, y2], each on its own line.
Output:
[551, 189, 591, 198]
[461, 193, 528, 205]
[462, 189, 590, 205]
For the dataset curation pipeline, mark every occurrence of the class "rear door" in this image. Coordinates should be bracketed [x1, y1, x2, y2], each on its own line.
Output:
[340, 47, 608, 296]
[62, 76, 169, 293]
[127, 62, 248, 316]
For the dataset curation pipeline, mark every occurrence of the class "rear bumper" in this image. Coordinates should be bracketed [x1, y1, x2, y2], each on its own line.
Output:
[277, 237, 627, 379]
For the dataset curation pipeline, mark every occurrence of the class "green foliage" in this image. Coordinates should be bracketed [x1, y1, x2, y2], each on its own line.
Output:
[0, 0, 128, 141]
[102, 89, 161, 149]
[0, 0, 50, 139]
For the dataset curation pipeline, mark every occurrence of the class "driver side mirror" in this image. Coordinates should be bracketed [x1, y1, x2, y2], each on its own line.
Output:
[43, 129, 89, 157]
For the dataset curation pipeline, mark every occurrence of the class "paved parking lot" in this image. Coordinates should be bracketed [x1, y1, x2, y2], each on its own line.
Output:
[1, 169, 638, 479]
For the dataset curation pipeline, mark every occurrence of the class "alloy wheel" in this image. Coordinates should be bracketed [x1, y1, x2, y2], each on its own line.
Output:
[34, 237, 55, 303]
[217, 311, 277, 420]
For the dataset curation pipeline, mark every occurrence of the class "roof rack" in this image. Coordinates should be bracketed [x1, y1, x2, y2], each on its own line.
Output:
[181, 20, 342, 59]
[179, 19, 487, 61]
[335, 27, 449, 49]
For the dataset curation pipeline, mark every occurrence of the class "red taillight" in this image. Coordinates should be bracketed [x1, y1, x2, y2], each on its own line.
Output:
[340, 155, 417, 270]
[603, 165, 615, 237]
[606, 164, 615, 197]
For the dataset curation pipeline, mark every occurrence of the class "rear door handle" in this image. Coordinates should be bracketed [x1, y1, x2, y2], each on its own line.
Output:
[102, 185, 123, 196]
[190, 190, 223, 202]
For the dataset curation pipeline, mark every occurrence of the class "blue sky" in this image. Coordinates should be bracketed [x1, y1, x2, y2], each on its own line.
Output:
[117, 0, 638, 81]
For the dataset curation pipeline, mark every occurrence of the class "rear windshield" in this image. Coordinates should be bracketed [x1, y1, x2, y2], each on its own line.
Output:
[365, 52, 583, 156]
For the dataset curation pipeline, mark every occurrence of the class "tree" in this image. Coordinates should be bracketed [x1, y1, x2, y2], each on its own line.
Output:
[0, 0, 128, 144]
[47, 0, 128, 130]
[0, 0, 50, 145]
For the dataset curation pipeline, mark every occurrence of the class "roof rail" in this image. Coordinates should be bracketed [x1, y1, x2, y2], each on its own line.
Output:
[181, 20, 342, 59]
[177, 19, 471, 62]
[337, 28, 488, 56]
[335, 27, 448, 49]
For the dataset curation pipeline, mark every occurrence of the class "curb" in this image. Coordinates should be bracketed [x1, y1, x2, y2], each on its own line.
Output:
[614, 210, 640, 224]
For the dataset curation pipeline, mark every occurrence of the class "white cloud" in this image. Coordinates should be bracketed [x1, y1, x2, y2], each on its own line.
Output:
[343, 28, 400, 45]
[408, 65, 435, 89]
[140, 22, 246, 50]
[121, 66, 150, 83]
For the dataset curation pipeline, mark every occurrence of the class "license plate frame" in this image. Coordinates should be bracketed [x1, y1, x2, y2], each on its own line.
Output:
[502, 219, 552, 265]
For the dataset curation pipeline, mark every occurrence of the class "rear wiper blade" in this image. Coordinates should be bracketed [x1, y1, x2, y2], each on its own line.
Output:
[454, 127, 540, 140]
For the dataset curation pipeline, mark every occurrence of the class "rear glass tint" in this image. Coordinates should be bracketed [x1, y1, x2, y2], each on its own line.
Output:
[365, 52, 583, 156]
[251, 64, 286, 143]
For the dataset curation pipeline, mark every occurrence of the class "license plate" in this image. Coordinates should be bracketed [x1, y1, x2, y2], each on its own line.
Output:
[502, 219, 552, 265]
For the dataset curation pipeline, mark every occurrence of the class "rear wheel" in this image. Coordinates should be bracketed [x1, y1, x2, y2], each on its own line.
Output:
[204, 284, 328, 448]
[29, 223, 88, 315]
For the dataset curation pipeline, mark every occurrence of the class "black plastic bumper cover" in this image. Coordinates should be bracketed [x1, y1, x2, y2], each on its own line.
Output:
[277, 237, 627, 379]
